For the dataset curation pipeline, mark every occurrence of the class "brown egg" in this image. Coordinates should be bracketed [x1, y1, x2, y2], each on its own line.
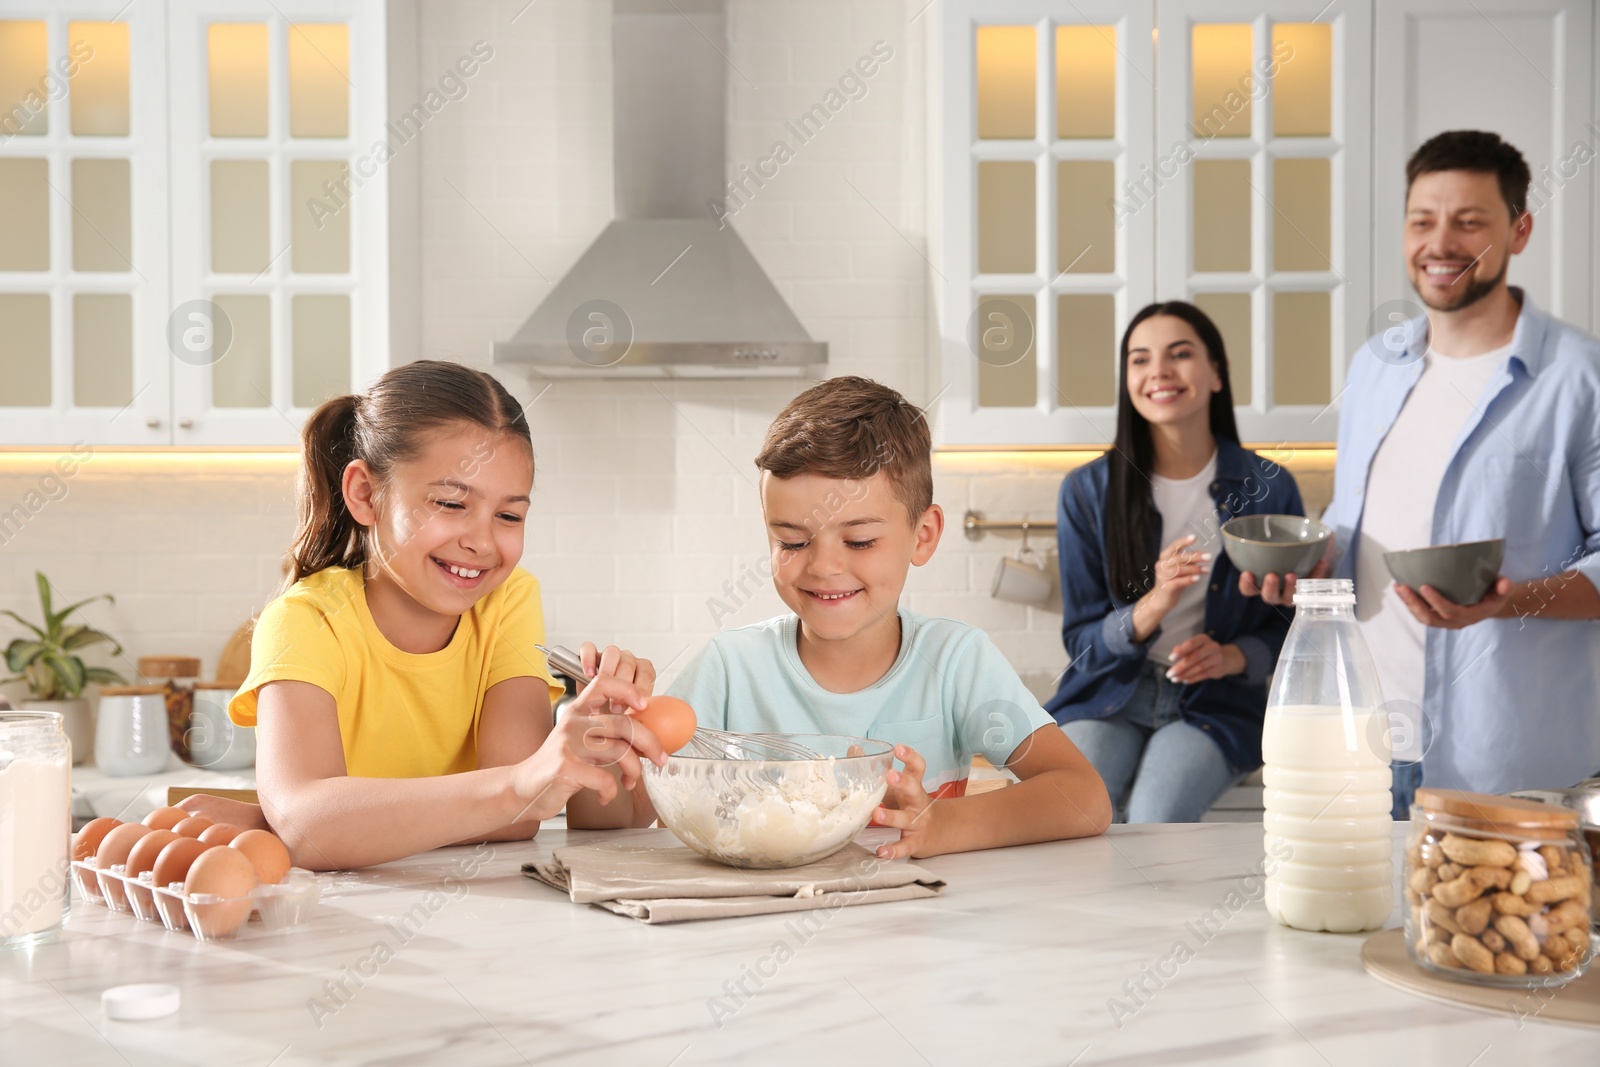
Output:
[123, 829, 181, 880]
[173, 816, 213, 838]
[143, 807, 188, 831]
[151, 837, 214, 889]
[230, 830, 291, 885]
[96, 822, 153, 869]
[72, 817, 121, 861]
[197, 823, 243, 846]
[184, 846, 259, 938]
[95, 823, 153, 911]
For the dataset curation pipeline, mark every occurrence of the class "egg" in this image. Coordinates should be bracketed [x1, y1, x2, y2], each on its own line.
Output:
[230, 830, 291, 885]
[173, 816, 213, 838]
[96, 822, 153, 869]
[151, 837, 214, 889]
[184, 846, 259, 939]
[143, 807, 188, 831]
[72, 817, 121, 861]
[197, 823, 243, 846]
[123, 829, 181, 880]
[95, 822, 153, 910]
[635, 695, 697, 754]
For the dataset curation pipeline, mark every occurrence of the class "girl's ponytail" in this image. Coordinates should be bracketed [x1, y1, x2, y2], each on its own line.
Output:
[282, 361, 533, 590]
[286, 393, 366, 585]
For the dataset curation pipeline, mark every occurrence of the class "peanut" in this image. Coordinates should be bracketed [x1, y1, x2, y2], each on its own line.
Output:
[1426, 897, 1465, 935]
[1409, 866, 1439, 894]
[1428, 942, 1462, 969]
[1438, 862, 1464, 882]
[1405, 887, 1422, 907]
[1495, 951, 1528, 975]
[1422, 838, 1446, 868]
[1530, 954, 1554, 975]
[1540, 931, 1569, 959]
[1543, 899, 1589, 935]
[1456, 897, 1493, 935]
[1494, 914, 1541, 961]
[1509, 870, 1531, 896]
[1538, 845, 1566, 871]
[1451, 933, 1496, 973]
[1433, 873, 1486, 908]
[1491, 892, 1538, 917]
[1425, 923, 1453, 947]
[1526, 875, 1585, 905]
[1441, 833, 1518, 868]
[1468, 865, 1513, 890]
[1480, 928, 1507, 953]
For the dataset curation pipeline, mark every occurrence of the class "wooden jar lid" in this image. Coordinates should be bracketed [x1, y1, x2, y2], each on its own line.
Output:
[99, 684, 167, 696]
[138, 656, 200, 677]
[1415, 787, 1579, 840]
[192, 681, 238, 690]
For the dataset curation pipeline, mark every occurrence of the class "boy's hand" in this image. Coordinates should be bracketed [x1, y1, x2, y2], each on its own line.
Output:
[873, 745, 940, 860]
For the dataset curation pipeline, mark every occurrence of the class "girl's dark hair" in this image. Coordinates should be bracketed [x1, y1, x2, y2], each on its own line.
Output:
[1103, 302, 1240, 603]
[286, 361, 531, 586]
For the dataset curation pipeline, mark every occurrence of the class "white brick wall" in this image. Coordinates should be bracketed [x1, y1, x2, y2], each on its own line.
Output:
[0, 1, 1336, 707]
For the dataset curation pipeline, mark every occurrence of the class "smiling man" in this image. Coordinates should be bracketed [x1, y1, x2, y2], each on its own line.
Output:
[1244, 131, 1600, 809]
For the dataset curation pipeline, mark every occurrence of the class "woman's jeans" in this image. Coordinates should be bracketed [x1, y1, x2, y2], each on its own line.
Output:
[1061, 661, 1238, 823]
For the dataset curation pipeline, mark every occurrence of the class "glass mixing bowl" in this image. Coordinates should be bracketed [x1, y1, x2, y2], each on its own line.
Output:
[642, 734, 894, 869]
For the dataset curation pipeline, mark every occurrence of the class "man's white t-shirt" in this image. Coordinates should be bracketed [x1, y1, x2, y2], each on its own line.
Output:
[1354, 342, 1510, 756]
[1150, 451, 1220, 665]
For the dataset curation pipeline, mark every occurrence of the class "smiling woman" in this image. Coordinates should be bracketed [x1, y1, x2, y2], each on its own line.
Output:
[217, 361, 670, 871]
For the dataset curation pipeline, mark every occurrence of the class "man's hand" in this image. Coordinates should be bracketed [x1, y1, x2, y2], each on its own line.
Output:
[1238, 557, 1332, 606]
[873, 746, 940, 860]
[1166, 635, 1247, 684]
[1394, 577, 1513, 629]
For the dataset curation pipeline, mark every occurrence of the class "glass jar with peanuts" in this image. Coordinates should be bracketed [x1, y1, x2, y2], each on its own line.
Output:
[1406, 787, 1594, 986]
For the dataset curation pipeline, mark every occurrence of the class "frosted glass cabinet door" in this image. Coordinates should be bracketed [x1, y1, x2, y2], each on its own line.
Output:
[167, 0, 389, 445]
[0, 3, 169, 445]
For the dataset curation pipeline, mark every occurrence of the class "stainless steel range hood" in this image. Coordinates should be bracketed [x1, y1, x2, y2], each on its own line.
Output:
[494, 0, 826, 378]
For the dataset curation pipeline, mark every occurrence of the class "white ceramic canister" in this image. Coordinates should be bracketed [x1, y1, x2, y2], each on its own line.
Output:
[1, 711, 73, 948]
[94, 685, 173, 777]
[186, 682, 254, 770]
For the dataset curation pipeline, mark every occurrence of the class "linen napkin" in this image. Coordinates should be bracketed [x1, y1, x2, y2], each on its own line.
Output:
[522, 838, 945, 924]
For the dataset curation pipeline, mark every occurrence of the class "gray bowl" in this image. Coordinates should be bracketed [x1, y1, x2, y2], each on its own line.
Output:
[1382, 539, 1504, 606]
[1220, 515, 1333, 578]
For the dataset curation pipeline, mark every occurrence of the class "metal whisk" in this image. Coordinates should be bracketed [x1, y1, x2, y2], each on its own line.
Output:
[536, 644, 823, 760]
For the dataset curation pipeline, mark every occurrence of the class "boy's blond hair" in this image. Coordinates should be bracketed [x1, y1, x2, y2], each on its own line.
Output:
[754, 376, 933, 522]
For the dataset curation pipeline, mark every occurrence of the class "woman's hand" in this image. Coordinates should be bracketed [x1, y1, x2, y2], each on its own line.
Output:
[1166, 635, 1246, 684]
[1131, 536, 1212, 641]
[873, 746, 941, 860]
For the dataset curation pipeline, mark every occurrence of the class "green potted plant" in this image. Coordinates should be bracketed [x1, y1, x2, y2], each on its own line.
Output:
[2, 572, 126, 765]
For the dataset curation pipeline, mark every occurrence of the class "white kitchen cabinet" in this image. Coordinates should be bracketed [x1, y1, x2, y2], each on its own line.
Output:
[932, 0, 1597, 447]
[0, 0, 389, 446]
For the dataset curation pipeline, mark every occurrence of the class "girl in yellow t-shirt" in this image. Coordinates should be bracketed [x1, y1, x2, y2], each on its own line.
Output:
[191, 361, 666, 870]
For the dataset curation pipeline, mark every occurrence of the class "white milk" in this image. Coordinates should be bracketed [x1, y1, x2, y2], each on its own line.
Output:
[1261, 704, 1392, 933]
[0, 755, 72, 941]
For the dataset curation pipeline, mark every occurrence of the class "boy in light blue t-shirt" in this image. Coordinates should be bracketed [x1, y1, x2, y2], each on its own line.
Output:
[664, 377, 1111, 860]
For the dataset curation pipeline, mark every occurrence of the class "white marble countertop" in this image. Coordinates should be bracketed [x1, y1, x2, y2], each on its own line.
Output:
[3, 822, 1595, 1066]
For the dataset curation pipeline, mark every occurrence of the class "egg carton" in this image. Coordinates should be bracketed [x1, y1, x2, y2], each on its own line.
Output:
[70, 858, 321, 941]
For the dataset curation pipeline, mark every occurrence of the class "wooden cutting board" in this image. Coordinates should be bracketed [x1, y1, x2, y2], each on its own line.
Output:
[215, 620, 253, 687]
[1361, 927, 1600, 1027]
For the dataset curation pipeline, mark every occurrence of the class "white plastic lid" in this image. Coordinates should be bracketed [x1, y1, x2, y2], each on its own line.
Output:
[1292, 577, 1355, 604]
[101, 983, 180, 1021]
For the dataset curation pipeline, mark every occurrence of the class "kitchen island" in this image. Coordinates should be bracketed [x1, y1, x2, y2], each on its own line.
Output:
[3, 822, 1593, 1065]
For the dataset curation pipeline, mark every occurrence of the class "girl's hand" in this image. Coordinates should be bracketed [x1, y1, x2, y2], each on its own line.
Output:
[509, 677, 667, 821]
[176, 793, 273, 833]
[1166, 635, 1246, 684]
[873, 746, 940, 860]
[578, 642, 657, 713]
